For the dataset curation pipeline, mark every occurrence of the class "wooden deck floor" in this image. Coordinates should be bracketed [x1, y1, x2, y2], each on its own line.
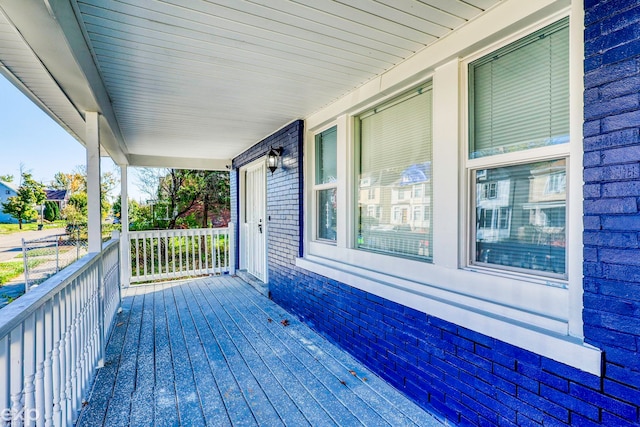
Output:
[77, 276, 445, 426]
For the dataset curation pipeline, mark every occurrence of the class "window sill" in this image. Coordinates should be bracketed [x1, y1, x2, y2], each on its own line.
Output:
[296, 255, 602, 376]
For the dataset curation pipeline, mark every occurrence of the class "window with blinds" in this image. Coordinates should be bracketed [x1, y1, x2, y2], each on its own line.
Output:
[357, 84, 433, 261]
[469, 18, 569, 159]
[468, 18, 570, 278]
[315, 126, 337, 242]
[474, 160, 567, 276]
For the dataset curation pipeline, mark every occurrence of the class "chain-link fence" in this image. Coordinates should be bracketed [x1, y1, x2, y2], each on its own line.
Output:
[22, 228, 89, 290]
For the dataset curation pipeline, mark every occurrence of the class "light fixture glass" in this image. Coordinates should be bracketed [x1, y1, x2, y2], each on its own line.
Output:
[267, 147, 283, 173]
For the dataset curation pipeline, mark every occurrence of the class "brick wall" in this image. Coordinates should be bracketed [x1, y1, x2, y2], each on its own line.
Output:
[581, 0, 640, 423]
[230, 3, 640, 425]
[230, 120, 304, 276]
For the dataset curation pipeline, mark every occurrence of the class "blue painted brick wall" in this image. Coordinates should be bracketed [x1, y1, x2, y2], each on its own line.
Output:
[582, 2, 640, 419]
[230, 3, 640, 425]
[231, 120, 304, 274]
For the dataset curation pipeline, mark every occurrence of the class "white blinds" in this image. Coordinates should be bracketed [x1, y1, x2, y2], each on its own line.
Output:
[357, 84, 433, 261]
[315, 126, 337, 185]
[360, 86, 432, 173]
[469, 18, 570, 159]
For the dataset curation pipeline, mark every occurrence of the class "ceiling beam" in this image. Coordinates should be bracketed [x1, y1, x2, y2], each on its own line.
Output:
[127, 154, 232, 171]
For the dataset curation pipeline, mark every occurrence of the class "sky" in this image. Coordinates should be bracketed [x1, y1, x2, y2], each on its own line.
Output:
[0, 74, 144, 201]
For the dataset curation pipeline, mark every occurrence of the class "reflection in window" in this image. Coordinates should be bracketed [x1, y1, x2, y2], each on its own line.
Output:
[317, 188, 337, 241]
[315, 126, 337, 242]
[357, 84, 433, 261]
[474, 159, 567, 275]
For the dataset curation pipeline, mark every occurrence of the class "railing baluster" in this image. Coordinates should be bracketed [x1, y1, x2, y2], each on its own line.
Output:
[196, 231, 200, 272]
[10, 326, 24, 427]
[177, 233, 181, 277]
[63, 286, 73, 426]
[51, 293, 62, 427]
[143, 237, 148, 280]
[150, 234, 155, 280]
[42, 302, 53, 427]
[23, 315, 36, 427]
[0, 335, 9, 426]
[191, 231, 196, 274]
[164, 233, 169, 277]
[134, 235, 140, 279]
[34, 307, 45, 427]
[171, 231, 176, 277]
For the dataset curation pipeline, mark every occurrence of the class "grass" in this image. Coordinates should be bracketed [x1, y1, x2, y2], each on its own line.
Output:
[0, 220, 66, 235]
[0, 259, 46, 285]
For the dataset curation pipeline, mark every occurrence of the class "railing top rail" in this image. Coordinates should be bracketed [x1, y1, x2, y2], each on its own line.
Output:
[22, 233, 67, 245]
[128, 226, 230, 238]
[0, 237, 120, 338]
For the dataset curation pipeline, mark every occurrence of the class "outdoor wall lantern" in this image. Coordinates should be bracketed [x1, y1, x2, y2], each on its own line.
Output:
[267, 147, 283, 173]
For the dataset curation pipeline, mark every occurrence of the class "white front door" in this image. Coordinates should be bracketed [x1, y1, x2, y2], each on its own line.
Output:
[245, 161, 267, 282]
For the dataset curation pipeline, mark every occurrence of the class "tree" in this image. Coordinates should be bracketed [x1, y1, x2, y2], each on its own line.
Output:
[157, 169, 200, 229]
[53, 166, 119, 223]
[198, 171, 230, 228]
[0, 174, 13, 183]
[43, 201, 60, 221]
[1, 173, 46, 229]
[134, 168, 230, 230]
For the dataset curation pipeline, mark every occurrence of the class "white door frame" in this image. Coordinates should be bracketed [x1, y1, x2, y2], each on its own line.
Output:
[239, 157, 268, 283]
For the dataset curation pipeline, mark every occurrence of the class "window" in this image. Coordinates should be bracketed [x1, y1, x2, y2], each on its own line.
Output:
[468, 18, 569, 278]
[314, 126, 337, 242]
[301, 8, 598, 374]
[357, 84, 433, 260]
[468, 18, 569, 159]
[545, 172, 566, 194]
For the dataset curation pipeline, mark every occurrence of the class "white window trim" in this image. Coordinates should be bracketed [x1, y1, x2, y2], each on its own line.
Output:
[300, 1, 599, 375]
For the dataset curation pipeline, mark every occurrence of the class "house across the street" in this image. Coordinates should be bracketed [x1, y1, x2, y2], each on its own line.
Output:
[0, 180, 18, 223]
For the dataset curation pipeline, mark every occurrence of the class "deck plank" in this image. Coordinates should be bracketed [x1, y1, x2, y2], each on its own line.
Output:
[187, 280, 312, 426]
[77, 276, 445, 427]
[215, 277, 390, 426]
[153, 284, 179, 427]
[178, 282, 257, 426]
[76, 285, 135, 427]
[191, 280, 337, 426]
[103, 286, 145, 426]
[163, 284, 206, 426]
[129, 285, 156, 427]
[188, 281, 285, 426]
[228, 277, 442, 427]
[172, 283, 231, 426]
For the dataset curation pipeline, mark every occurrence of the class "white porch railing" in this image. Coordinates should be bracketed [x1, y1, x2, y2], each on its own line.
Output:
[128, 224, 235, 284]
[0, 236, 120, 427]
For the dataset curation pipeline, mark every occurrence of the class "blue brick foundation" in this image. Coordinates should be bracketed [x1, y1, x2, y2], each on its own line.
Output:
[231, 3, 640, 424]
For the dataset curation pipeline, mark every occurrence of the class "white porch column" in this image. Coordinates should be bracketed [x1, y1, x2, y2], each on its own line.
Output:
[119, 164, 131, 287]
[86, 111, 102, 253]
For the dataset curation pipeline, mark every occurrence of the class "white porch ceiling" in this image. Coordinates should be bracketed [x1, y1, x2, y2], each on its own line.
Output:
[0, 0, 500, 169]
